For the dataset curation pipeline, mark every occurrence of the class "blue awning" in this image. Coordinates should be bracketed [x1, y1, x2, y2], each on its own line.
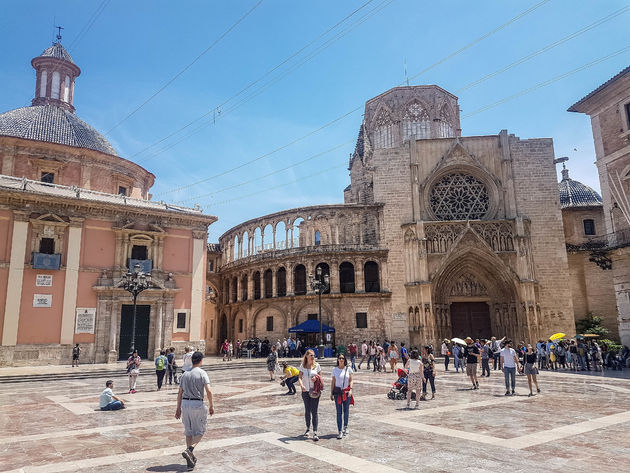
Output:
[288, 319, 335, 333]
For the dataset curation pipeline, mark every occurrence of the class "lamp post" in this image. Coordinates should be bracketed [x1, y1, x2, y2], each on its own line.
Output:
[308, 266, 330, 359]
[119, 263, 152, 354]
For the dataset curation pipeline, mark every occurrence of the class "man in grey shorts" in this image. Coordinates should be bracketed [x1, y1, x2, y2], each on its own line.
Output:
[175, 351, 214, 471]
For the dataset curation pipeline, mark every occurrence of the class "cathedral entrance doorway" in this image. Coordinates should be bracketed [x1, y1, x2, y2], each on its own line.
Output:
[118, 304, 150, 359]
[450, 302, 491, 340]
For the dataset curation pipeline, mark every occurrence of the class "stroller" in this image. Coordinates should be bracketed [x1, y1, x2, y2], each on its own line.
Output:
[387, 368, 415, 400]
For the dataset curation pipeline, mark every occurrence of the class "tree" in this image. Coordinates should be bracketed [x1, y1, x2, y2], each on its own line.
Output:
[575, 312, 609, 338]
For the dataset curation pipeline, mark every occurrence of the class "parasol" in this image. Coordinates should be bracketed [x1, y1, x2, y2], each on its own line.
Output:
[451, 337, 466, 345]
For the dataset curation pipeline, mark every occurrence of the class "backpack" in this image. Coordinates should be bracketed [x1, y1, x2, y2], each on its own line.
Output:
[72, 346, 79, 356]
[156, 356, 165, 370]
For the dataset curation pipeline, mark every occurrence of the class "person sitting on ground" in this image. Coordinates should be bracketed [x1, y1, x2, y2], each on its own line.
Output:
[100, 380, 125, 411]
[280, 361, 300, 395]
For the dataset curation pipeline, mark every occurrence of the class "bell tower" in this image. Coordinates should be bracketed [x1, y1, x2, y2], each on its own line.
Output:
[31, 28, 81, 112]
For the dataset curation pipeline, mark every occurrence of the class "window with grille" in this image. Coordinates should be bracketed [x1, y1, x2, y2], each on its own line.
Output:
[583, 219, 596, 235]
[372, 109, 395, 148]
[356, 312, 368, 329]
[429, 173, 489, 220]
[176, 312, 187, 329]
[266, 316, 274, 332]
[402, 102, 430, 141]
[131, 245, 147, 260]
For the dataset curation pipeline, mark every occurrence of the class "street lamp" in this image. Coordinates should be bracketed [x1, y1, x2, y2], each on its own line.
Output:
[308, 266, 330, 359]
[119, 263, 152, 354]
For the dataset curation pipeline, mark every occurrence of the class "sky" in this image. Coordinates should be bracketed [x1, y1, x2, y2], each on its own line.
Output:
[1, 0, 629, 241]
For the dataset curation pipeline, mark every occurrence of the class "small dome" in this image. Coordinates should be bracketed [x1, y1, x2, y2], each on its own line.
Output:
[38, 43, 75, 64]
[0, 105, 117, 156]
[558, 167, 602, 209]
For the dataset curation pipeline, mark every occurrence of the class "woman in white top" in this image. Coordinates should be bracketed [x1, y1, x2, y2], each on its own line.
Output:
[404, 349, 424, 409]
[330, 353, 353, 439]
[441, 339, 451, 372]
[298, 349, 322, 441]
[388, 342, 399, 373]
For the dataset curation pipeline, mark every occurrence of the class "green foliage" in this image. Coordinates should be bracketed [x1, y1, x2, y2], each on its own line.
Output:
[599, 339, 622, 353]
[575, 312, 609, 337]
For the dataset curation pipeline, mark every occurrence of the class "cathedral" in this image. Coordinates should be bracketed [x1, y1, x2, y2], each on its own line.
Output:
[0, 39, 627, 364]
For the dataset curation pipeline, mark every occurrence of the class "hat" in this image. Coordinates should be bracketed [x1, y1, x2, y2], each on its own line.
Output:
[191, 351, 204, 364]
[464, 337, 473, 343]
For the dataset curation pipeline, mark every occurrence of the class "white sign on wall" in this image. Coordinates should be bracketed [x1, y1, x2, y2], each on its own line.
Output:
[392, 312, 406, 321]
[75, 308, 96, 334]
[36, 274, 53, 287]
[33, 294, 52, 308]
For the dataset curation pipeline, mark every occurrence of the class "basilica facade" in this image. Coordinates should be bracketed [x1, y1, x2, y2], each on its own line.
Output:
[209, 85, 578, 351]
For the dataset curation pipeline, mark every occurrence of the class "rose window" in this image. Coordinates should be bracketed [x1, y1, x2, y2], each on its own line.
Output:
[429, 173, 489, 220]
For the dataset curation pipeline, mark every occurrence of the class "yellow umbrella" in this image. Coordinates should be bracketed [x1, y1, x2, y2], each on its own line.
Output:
[549, 333, 565, 341]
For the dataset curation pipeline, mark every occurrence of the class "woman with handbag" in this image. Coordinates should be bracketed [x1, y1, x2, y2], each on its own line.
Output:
[330, 353, 353, 439]
[298, 349, 322, 441]
[127, 349, 141, 393]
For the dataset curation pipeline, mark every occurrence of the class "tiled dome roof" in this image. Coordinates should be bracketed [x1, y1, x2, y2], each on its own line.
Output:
[558, 168, 602, 209]
[38, 43, 75, 64]
[0, 105, 118, 156]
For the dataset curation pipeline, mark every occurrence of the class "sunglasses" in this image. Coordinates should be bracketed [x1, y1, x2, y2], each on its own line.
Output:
[308, 354, 315, 357]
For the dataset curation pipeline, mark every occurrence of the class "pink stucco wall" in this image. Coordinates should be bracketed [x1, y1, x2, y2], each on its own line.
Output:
[0, 209, 12, 262]
[81, 220, 115, 268]
[163, 229, 192, 273]
[17, 268, 64, 344]
[0, 269, 8, 342]
[74, 271, 100, 344]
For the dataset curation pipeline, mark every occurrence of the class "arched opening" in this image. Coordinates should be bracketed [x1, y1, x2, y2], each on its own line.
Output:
[315, 262, 330, 294]
[294, 264, 306, 295]
[233, 235, 239, 261]
[276, 267, 287, 297]
[264, 269, 273, 298]
[314, 230, 321, 246]
[254, 228, 262, 255]
[253, 271, 261, 300]
[263, 224, 273, 252]
[242, 231, 249, 257]
[292, 218, 305, 248]
[223, 279, 229, 304]
[275, 221, 287, 249]
[339, 261, 355, 293]
[231, 276, 238, 302]
[219, 313, 228, 350]
[241, 274, 248, 301]
[364, 261, 380, 292]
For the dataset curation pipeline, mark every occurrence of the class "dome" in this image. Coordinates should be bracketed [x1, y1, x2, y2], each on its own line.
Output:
[558, 167, 602, 209]
[37, 43, 75, 64]
[0, 104, 118, 156]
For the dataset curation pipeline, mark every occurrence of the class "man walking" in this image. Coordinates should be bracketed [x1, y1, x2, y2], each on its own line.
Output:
[464, 337, 481, 389]
[491, 337, 501, 370]
[481, 340, 491, 377]
[155, 350, 168, 391]
[175, 351, 214, 471]
[500, 339, 519, 395]
[358, 340, 368, 370]
[167, 347, 178, 385]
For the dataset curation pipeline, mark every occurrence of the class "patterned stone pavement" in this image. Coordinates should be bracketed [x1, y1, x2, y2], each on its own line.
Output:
[1, 360, 629, 472]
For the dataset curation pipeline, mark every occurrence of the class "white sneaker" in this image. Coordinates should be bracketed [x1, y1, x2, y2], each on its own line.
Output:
[312, 432, 319, 441]
[343, 427, 349, 436]
[302, 428, 310, 437]
[337, 431, 343, 439]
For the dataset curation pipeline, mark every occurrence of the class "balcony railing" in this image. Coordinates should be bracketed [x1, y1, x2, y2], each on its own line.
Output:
[32, 252, 61, 270]
[128, 259, 153, 273]
[566, 227, 630, 252]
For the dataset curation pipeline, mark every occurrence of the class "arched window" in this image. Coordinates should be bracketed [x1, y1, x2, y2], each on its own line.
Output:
[253, 271, 261, 300]
[583, 219, 595, 235]
[51, 71, 60, 99]
[254, 228, 262, 255]
[242, 231, 249, 257]
[339, 262, 355, 293]
[233, 235, 239, 261]
[372, 108, 394, 148]
[437, 104, 455, 138]
[263, 224, 273, 251]
[292, 218, 305, 248]
[275, 221, 287, 249]
[315, 263, 330, 294]
[315, 230, 321, 246]
[402, 101, 431, 141]
[276, 267, 287, 297]
[231, 276, 238, 302]
[39, 70, 47, 97]
[241, 274, 248, 301]
[63, 75, 70, 102]
[264, 269, 273, 298]
[364, 261, 380, 292]
[294, 264, 306, 295]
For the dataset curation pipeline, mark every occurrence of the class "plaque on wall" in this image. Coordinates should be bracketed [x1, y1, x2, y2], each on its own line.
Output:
[392, 312, 406, 321]
[33, 294, 52, 307]
[75, 308, 96, 334]
[36, 274, 53, 287]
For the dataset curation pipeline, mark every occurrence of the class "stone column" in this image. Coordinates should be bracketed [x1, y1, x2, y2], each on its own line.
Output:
[60, 218, 84, 344]
[248, 272, 254, 301]
[237, 275, 242, 302]
[329, 261, 340, 293]
[356, 260, 365, 293]
[154, 299, 164, 357]
[271, 268, 277, 297]
[2, 211, 29, 346]
[108, 300, 122, 362]
[287, 263, 295, 296]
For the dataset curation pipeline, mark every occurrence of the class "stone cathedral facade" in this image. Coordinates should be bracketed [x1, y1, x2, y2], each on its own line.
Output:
[211, 85, 577, 351]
